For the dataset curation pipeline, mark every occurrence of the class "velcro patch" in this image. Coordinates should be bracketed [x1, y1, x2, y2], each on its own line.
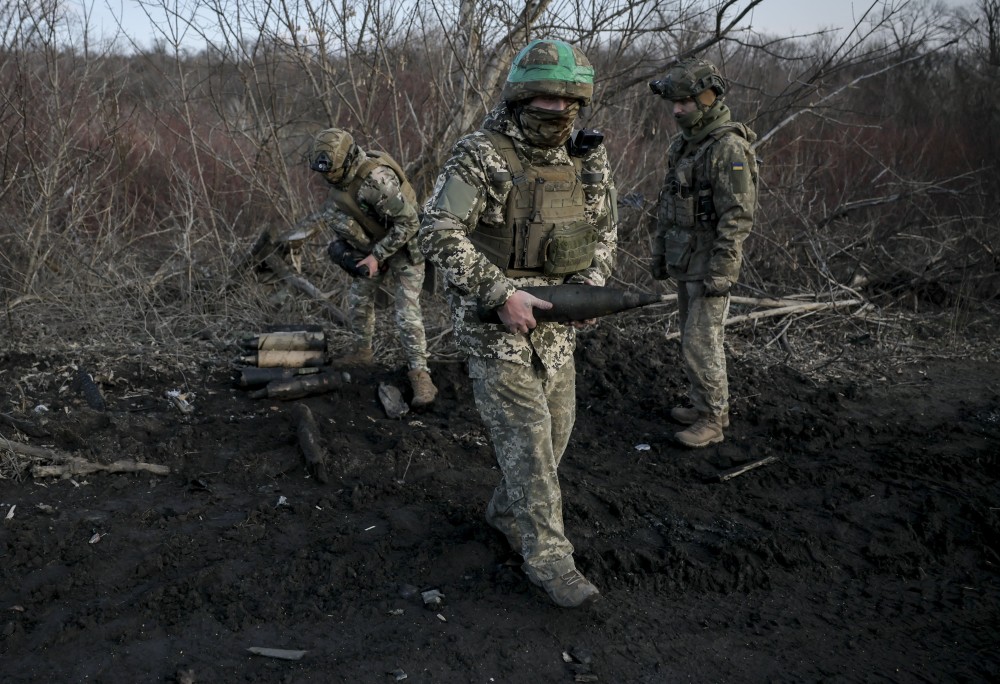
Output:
[730, 160, 750, 193]
[435, 175, 480, 220]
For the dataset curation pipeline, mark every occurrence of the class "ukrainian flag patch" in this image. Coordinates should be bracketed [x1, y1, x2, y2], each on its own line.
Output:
[732, 161, 745, 171]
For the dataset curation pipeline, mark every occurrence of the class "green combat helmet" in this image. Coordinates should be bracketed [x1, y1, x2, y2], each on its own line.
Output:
[649, 58, 727, 101]
[501, 39, 595, 106]
[310, 128, 360, 183]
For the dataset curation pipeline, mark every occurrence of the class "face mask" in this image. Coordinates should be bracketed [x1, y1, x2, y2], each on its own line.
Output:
[518, 102, 581, 148]
[675, 108, 704, 130]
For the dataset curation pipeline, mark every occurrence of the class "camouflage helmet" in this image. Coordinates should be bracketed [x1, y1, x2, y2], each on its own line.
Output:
[501, 39, 595, 106]
[649, 58, 727, 101]
[310, 127, 360, 181]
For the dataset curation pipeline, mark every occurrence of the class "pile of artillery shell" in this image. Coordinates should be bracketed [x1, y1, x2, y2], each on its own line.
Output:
[239, 330, 327, 368]
[235, 327, 344, 399]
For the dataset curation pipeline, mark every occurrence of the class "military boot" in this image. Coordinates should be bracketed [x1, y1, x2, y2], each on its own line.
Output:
[526, 556, 601, 609]
[670, 406, 729, 428]
[331, 346, 374, 367]
[407, 369, 437, 408]
[674, 413, 725, 448]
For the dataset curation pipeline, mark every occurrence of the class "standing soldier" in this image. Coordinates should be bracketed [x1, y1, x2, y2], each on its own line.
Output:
[419, 39, 618, 608]
[306, 128, 437, 408]
[648, 58, 758, 447]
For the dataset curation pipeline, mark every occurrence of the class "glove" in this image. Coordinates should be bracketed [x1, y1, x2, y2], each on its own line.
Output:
[650, 256, 668, 280]
[703, 275, 732, 297]
[327, 239, 371, 278]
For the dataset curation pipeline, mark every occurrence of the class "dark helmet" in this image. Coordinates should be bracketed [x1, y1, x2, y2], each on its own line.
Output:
[501, 39, 595, 106]
[649, 58, 727, 101]
[310, 128, 361, 182]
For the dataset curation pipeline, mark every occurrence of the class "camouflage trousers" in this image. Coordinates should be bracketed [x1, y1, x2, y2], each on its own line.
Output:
[469, 355, 577, 581]
[677, 280, 731, 417]
[347, 252, 429, 371]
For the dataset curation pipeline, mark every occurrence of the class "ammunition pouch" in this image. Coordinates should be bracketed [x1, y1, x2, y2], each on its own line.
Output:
[473, 129, 594, 277]
[661, 226, 693, 270]
[544, 220, 598, 275]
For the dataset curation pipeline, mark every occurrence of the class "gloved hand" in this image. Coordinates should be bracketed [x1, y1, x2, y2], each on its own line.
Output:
[650, 256, 668, 280]
[328, 239, 371, 278]
[703, 275, 732, 297]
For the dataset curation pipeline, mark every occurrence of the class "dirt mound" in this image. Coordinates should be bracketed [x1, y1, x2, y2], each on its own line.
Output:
[1, 315, 999, 683]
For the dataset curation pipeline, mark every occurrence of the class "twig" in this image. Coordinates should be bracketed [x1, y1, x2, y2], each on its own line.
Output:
[717, 456, 779, 482]
[263, 253, 349, 326]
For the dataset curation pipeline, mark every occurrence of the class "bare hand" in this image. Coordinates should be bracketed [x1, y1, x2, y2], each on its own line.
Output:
[497, 290, 554, 334]
[357, 254, 380, 278]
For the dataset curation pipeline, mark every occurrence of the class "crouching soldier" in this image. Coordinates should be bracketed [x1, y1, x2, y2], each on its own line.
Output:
[307, 128, 437, 408]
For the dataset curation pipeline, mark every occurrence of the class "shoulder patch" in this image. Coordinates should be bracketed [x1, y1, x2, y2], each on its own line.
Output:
[730, 158, 750, 193]
[435, 175, 480, 221]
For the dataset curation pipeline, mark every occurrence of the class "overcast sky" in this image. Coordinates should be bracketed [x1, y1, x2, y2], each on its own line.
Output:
[76, 0, 974, 49]
[741, 0, 969, 35]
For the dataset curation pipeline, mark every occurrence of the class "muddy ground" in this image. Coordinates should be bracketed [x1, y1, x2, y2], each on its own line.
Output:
[1, 305, 999, 683]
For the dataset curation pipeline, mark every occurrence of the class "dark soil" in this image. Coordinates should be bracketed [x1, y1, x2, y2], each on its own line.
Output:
[2, 312, 999, 683]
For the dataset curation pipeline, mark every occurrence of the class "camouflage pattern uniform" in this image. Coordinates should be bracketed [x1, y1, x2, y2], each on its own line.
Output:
[317, 160, 430, 373]
[420, 100, 617, 582]
[650, 60, 758, 424]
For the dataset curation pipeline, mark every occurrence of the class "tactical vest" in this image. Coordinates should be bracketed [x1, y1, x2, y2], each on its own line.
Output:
[328, 151, 417, 241]
[661, 123, 751, 232]
[471, 130, 599, 277]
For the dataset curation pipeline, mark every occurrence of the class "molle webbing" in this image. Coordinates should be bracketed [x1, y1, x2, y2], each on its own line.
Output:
[473, 130, 589, 276]
[328, 152, 416, 241]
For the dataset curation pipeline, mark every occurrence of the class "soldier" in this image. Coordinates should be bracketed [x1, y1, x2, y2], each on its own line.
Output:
[307, 128, 437, 408]
[419, 39, 618, 608]
[648, 58, 758, 447]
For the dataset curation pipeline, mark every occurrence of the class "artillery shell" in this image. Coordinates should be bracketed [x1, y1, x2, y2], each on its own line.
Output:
[236, 366, 321, 388]
[479, 284, 664, 324]
[241, 331, 326, 352]
[240, 350, 326, 368]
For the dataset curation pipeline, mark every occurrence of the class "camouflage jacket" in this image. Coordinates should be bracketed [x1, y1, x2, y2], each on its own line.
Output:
[312, 158, 422, 264]
[652, 105, 757, 283]
[420, 103, 618, 369]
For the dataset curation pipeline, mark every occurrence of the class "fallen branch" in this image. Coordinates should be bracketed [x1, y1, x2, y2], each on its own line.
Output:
[32, 459, 171, 478]
[665, 299, 864, 340]
[0, 413, 49, 438]
[649, 293, 853, 310]
[1, 439, 169, 478]
[263, 253, 349, 326]
[717, 456, 779, 482]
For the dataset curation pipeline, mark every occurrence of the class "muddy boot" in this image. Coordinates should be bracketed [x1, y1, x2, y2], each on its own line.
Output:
[331, 346, 374, 368]
[674, 413, 725, 448]
[671, 406, 729, 428]
[407, 369, 437, 408]
[526, 556, 600, 609]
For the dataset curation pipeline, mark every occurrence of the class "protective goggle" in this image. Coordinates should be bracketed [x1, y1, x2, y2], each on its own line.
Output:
[310, 144, 359, 178]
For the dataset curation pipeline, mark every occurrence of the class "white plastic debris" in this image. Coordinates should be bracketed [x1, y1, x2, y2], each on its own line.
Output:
[421, 589, 445, 608]
[634, 443, 651, 451]
[5, 505, 15, 520]
[33, 404, 49, 413]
